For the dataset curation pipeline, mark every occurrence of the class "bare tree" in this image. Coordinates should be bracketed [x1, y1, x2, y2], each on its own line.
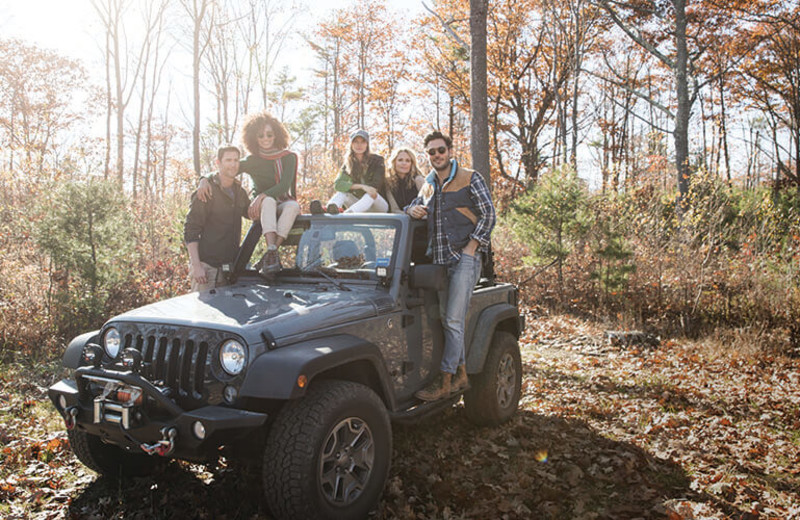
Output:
[205, 2, 242, 146]
[131, 0, 169, 196]
[0, 39, 87, 178]
[93, 0, 162, 187]
[309, 12, 350, 162]
[593, 0, 752, 207]
[242, 0, 296, 110]
[179, 0, 215, 176]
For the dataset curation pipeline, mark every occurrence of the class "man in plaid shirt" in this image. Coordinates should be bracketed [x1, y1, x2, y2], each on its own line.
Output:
[405, 131, 496, 401]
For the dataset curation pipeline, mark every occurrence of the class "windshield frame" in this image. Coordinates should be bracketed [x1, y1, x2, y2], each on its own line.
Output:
[232, 214, 403, 284]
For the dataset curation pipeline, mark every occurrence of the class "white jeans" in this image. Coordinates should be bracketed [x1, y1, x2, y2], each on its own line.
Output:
[328, 191, 389, 213]
[260, 197, 301, 238]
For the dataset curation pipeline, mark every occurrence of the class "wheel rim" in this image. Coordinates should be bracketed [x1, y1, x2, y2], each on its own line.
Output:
[319, 417, 375, 507]
[496, 352, 517, 409]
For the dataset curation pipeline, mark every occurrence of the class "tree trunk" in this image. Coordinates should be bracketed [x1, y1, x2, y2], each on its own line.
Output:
[470, 0, 490, 187]
[674, 0, 691, 211]
[113, 10, 125, 187]
[103, 28, 112, 180]
[719, 78, 731, 181]
[192, 16, 202, 176]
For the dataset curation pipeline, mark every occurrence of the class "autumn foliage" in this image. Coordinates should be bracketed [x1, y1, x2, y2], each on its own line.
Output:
[2, 0, 800, 517]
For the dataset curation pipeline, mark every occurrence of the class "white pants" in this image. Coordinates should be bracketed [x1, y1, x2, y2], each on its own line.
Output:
[328, 191, 389, 213]
[260, 197, 301, 238]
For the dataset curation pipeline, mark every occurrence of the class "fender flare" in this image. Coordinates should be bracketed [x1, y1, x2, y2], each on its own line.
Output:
[63, 331, 100, 369]
[466, 304, 521, 374]
[239, 334, 395, 405]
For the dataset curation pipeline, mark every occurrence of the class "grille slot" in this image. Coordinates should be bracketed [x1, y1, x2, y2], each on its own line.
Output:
[155, 337, 169, 381]
[177, 340, 194, 396]
[193, 342, 209, 395]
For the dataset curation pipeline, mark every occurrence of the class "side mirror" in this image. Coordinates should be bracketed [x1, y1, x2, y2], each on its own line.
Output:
[409, 264, 445, 291]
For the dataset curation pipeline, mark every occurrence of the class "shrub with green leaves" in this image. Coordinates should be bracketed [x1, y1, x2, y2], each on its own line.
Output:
[591, 193, 636, 301]
[34, 179, 135, 336]
[508, 166, 592, 298]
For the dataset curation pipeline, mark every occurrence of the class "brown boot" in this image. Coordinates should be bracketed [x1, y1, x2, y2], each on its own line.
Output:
[260, 248, 281, 275]
[415, 372, 452, 401]
[452, 365, 469, 394]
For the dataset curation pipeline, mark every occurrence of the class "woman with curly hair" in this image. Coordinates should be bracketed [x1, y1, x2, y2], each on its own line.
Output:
[312, 129, 388, 214]
[198, 112, 300, 274]
[385, 147, 424, 213]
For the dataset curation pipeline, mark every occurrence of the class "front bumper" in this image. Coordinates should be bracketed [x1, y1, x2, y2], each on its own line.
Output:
[48, 367, 268, 460]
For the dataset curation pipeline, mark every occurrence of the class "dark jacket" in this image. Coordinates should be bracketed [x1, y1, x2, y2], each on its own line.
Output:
[334, 154, 386, 199]
[387, 174, 424, 213]
[184, 174, 250, 267]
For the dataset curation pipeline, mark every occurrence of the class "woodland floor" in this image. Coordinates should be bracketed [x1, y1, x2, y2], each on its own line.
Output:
[1, 313, 799, 519]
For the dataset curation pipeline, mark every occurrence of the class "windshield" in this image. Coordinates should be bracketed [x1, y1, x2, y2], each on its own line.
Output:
[246, 218, 399, 281]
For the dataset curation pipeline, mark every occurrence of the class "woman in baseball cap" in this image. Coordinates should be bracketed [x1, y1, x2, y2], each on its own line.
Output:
[311, 129, 388, 214]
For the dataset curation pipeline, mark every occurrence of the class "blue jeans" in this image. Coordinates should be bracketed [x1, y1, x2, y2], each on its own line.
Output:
[438, 252, 482, 374]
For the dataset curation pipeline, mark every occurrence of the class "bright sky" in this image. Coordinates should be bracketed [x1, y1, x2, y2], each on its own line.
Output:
[1, 0, 429, 157]
[0, 0, 424, 68]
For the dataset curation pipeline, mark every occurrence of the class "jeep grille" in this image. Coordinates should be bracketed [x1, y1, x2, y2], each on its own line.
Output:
[114, 324, 223, 400]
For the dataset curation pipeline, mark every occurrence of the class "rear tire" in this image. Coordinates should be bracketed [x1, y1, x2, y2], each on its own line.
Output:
[67, 429, 163, 478]
[464, 331, 522, 426]
[263, 380, 392, 520]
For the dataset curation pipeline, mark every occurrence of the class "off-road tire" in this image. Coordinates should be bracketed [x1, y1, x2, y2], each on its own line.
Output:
[464, 331, 522, 426]
[263, 380, 391, 520]
[67, 428, 163, 478]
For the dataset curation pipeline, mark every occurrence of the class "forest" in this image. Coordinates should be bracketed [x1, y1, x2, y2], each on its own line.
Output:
[1, 0, 799, 518]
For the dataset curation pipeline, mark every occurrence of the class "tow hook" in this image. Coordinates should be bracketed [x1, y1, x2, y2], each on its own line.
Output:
[141, 427, 177, 457]
[64, 407, 78, 430]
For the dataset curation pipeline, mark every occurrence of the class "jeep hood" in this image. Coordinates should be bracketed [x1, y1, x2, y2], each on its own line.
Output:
[111, 282, 394, 346]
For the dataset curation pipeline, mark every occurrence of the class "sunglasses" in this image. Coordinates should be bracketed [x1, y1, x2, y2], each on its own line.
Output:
[426, 146, 448, 156]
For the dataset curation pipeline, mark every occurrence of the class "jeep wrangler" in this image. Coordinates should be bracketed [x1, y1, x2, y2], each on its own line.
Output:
[48, 213, 524, 520]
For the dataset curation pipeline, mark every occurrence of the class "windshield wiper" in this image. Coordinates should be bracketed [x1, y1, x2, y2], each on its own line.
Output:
[300, 256, 351, 291]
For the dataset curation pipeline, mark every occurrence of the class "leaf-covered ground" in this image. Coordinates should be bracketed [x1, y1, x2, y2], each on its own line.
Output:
[2, 314, 799, 519]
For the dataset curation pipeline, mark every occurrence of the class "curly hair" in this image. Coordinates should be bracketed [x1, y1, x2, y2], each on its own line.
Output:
[387, 147, 422, 190]
[241, 112, 289, 154]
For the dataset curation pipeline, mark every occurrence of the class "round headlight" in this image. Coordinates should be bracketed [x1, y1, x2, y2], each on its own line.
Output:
[103, 327, 121, 358]
[219, 340, 246, 375]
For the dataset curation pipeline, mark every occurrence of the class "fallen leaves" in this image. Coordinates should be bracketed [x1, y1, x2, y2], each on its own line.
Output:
[2, 313, 800, 518]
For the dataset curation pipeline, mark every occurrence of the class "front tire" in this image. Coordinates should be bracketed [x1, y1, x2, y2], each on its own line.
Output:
[464, 331, 522, 426]
[263, 380, 392, 520]
[67, 429, 163, 478]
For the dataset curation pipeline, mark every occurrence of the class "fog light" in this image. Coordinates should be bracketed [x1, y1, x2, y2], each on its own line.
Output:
[82, 344, 103, 367]
[192, 421, 206, 440]
[223, 385, 237, 404]
[120, 348, 142, 371]
[58, 395, 67, 410]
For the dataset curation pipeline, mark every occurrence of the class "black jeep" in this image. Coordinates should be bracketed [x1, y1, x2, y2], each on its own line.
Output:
[48, 213, 524, 520]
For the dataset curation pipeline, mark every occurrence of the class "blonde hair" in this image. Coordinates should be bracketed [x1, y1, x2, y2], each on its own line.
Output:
[387, 147, 422, 190]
